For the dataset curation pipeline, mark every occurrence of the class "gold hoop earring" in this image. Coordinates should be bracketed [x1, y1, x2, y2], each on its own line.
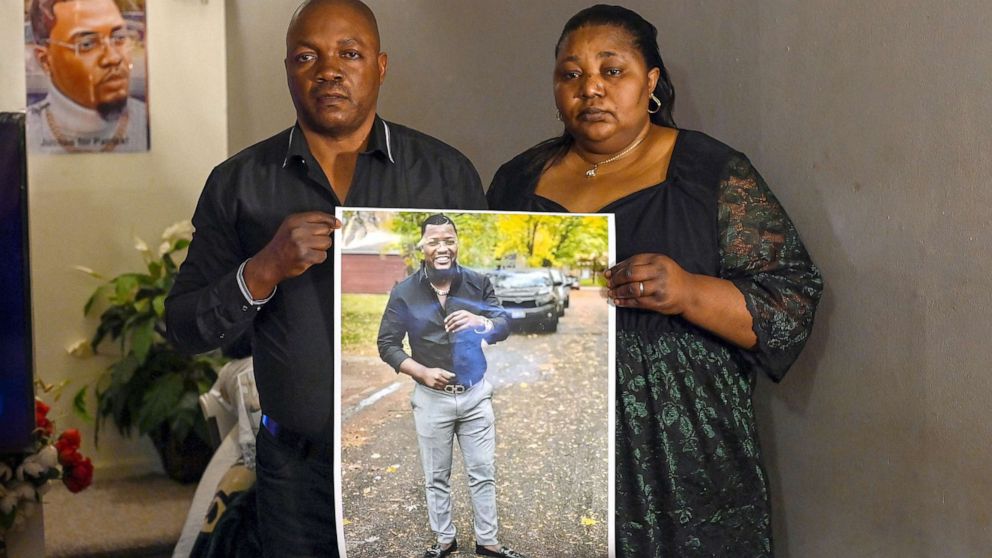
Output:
[648, 93, 661, 114]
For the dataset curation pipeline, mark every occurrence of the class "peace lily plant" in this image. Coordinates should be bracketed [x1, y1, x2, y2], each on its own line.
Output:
[70, 221, 224, 482]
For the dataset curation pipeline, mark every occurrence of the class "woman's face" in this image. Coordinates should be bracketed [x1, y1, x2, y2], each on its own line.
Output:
[554, 25, 660, 152]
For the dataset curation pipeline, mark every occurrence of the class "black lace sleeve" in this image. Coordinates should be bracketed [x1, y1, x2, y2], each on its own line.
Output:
[718, 155, 823, 381]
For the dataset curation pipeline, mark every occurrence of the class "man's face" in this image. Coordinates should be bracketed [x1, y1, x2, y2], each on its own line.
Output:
[421, 224, 458, 272]
[37, 0, 132, 115]
[285, 1, 388, 137]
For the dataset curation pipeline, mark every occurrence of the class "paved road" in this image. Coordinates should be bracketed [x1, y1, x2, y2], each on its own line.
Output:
[338, 289, 611, 558]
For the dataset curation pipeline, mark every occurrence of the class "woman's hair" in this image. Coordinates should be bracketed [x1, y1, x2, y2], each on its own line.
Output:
[526, 4, 677, 174]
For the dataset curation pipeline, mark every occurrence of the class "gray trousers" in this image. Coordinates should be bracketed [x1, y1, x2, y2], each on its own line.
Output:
[411, 380, 499, 546]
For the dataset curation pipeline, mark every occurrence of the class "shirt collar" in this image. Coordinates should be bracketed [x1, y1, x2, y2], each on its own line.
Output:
[282, 115, 395, 169]
[419, 262, 464, 292]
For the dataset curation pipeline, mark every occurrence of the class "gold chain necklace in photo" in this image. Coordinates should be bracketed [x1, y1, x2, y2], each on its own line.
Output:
[45, 107, 129, 153]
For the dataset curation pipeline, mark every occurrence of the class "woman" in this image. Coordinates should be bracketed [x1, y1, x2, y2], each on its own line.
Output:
[487, 5, 822, 556]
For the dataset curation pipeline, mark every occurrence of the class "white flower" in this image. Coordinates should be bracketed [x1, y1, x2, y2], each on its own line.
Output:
[16, 460, 45, 480]
[37, 445, 59, 469]
[13, 481, 35, 500]
[17, 449, 55, 480]
[0, 481, 33, 515]
[66, 338, 93, 358]
[0, 462, 12, 482]
[0, 491, 17, 515]
[158, 240, 172, 257]
[161, 221, 194, 243]
[134, 235, 151, 255]
[71, 265, 104, 279]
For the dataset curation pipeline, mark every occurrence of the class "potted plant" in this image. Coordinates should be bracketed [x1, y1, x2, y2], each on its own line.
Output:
[72, 222, 224, 483]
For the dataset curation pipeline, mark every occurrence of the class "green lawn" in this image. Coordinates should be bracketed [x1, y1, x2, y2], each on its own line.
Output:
[340, 293, 395, 356]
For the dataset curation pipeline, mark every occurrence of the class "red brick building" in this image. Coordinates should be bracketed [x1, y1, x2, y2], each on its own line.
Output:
[341, 251, 408, 294]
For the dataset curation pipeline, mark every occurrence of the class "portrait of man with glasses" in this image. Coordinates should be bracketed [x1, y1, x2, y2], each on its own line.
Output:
[26, 0, 148, 153]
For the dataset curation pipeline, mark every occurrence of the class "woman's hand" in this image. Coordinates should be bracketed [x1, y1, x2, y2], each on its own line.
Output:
[605, 253, 695, 314]
[605, 253, 758, 349]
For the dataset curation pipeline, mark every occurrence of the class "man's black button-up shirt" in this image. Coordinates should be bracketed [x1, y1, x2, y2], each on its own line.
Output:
[378, 265, 509, 387]
[165, 117, 487, 439]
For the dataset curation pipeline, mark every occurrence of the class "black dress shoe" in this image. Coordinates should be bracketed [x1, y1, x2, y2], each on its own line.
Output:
[474, 544, 526, 558]
[424, 539, 458, 558]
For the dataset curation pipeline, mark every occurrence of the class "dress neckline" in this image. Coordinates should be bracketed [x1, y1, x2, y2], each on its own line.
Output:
[531, 129, 684, 214]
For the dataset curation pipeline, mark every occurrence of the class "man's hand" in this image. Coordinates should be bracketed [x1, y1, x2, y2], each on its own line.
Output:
[444, 310, 488, 333]
[243, 212, 341, 299]
[417, 367, 456, 389]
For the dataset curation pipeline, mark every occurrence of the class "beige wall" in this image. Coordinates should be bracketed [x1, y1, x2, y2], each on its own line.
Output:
[225, 1, 992, 555]
[2, 0, 228, 476]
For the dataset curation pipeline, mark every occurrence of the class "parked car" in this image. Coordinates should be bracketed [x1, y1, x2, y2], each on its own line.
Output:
[548, 268, 570, 312]
[488, 269, 559, 333]
[566, 274, 580, 290]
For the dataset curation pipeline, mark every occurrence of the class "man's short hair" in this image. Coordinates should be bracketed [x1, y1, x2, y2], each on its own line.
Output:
[420, 213, 458, 236]
[29, 0, 71, 43]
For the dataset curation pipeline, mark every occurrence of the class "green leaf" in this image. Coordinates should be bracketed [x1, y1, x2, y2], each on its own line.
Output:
[172, 238, 191, 251]
[131, 319, 155, 363]
[73, 386, 93, 422]
[133, 297, 151, 314]
[110, 354, 140, 387]
[112, 274, 140, 303]
[152, 295, 166, 318]
[147, 260, 162, 279]
[83, 285, 109, 316]
[137, 374, 184, 435]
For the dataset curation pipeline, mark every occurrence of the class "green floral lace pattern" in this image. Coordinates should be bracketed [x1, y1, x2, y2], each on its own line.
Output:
[615, 155, 821, 556]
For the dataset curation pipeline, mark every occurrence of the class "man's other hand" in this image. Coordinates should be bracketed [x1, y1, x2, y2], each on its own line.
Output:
[443, 310, 487, 333]
[418, 367, 456, 389]
[244, 211, 341, 299]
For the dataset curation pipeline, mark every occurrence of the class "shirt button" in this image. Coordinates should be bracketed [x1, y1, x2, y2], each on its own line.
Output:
[242, 305, 249, 312]
[219, 333, 226, 339]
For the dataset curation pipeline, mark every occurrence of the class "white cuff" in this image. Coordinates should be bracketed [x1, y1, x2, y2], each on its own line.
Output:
[237, 259, 276, 306]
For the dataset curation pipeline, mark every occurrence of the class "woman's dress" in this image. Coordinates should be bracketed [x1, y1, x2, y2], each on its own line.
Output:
[487, 130, 823, 557]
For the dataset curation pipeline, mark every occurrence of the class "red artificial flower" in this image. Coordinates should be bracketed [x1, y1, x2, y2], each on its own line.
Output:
[35, 399, 54, 436]
[55, 429, 81, 454]
[62, 456, 94, 493]
[58, 448, 83, 468]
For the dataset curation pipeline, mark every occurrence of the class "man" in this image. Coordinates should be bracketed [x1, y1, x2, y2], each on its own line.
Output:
[26, 0, 148, 153]
[378, 214, 526, 558]
[165, 1, 486, 555]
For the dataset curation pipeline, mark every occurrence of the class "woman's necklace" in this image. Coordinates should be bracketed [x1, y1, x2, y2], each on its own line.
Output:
[581, 132, 648, 178]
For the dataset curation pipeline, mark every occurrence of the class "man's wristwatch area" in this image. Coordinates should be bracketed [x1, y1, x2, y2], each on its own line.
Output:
[474, 317, 494, 334]
[237, 258, 277, 306]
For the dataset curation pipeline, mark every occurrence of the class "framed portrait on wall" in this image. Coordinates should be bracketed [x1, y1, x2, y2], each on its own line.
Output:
[24, 0, 150, 154]
[334, 207, 616, 558]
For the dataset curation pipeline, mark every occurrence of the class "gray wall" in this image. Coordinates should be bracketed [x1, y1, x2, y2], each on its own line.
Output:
[226, 1, 992, 555]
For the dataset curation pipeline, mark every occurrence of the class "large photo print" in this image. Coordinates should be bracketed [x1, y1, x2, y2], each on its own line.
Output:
[334, 208, 615, 558]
